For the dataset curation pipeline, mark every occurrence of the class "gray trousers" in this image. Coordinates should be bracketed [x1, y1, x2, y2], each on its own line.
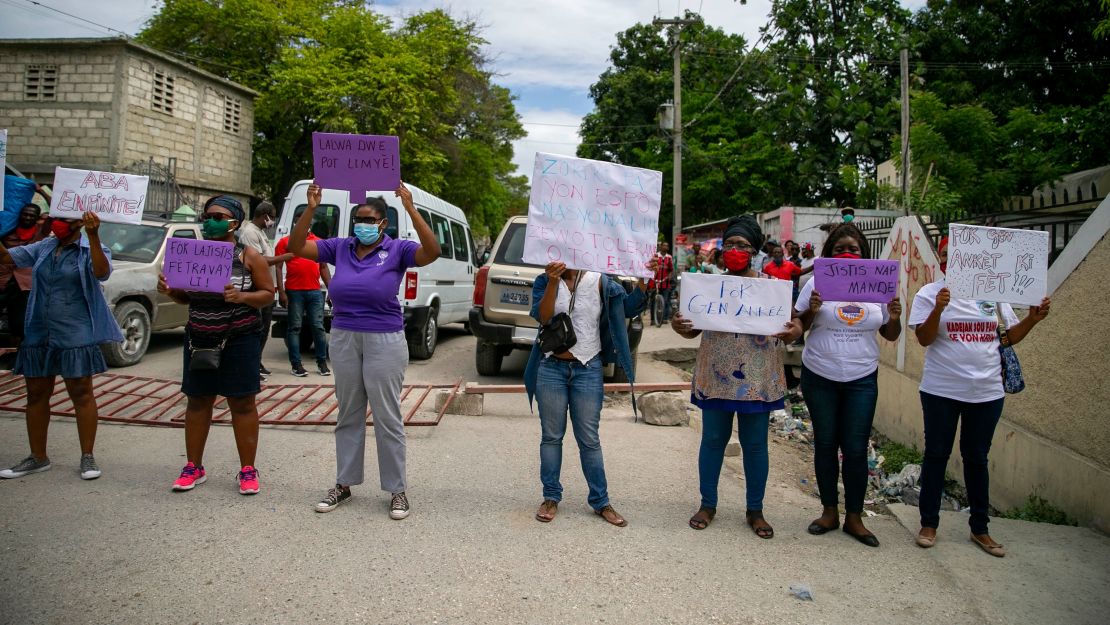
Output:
[330, 328, 409, 493]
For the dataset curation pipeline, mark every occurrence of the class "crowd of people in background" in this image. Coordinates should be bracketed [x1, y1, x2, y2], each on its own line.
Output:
[0, 190, 1053, 557]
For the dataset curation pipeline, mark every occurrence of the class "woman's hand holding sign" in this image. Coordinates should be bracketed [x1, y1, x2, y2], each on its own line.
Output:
[670, 312, 700, 339]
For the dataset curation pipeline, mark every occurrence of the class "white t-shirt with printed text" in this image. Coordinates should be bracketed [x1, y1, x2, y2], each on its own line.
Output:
[795, 279, 890, 382]
[909, 280, 1020, 403]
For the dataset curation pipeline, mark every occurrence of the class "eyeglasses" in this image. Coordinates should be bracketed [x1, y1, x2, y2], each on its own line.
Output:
[202, 212, 235, 222]
[721, 242, 756, 253]
[352, 216, 382, 225]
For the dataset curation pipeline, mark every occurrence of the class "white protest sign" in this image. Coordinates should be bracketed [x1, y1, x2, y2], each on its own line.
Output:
[679, 272, 793, 335]
[946, 223, 1049, 306]
[0, 129, 7, 206]
[523, 152, 662, 278]
[48, 167, 147, 225]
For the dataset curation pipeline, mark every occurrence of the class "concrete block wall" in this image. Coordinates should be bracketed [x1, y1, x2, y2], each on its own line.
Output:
[0, 46, 117, 172]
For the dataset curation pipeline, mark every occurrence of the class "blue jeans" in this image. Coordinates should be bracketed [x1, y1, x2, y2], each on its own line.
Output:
[536, 355, 609, 510]
[919, 391, 1004, 535]
[285, 289, 328, 367]
[699, 409, 770, 510]
[801, 366, 878, 513]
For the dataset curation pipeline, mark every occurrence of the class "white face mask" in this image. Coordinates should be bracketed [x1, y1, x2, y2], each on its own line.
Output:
[264, 217, 275, 228]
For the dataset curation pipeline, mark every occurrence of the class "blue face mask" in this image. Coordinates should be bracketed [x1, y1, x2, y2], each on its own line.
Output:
[353, 223, 380, 245]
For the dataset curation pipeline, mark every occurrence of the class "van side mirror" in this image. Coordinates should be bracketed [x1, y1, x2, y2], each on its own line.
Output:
[479, 249, 491, 265]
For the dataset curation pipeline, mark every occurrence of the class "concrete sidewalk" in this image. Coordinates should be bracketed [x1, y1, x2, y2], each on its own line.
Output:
[4, 400, 1107, 625]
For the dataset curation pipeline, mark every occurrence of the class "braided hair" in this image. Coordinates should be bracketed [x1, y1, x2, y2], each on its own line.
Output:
[820, 222, 871, 259]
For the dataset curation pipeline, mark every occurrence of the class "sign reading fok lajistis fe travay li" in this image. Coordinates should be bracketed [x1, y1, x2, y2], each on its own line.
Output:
[812, 258, 900, 304]
[49, 167, 148, 225]
[679, 272, 793, 336]
[945, 223, 1049, 307]
[162, 238, 234, 293]
[522, 152, 662, 279]
[312, 132, 401, 201]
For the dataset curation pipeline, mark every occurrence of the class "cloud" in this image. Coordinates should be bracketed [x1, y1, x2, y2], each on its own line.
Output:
[511, 108, 584, 182]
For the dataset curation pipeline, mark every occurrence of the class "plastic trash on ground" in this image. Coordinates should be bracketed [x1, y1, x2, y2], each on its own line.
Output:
[789, 584, 815, 601]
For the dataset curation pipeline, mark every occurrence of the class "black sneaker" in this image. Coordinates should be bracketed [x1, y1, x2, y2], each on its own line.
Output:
[0, 455, 51, 479]
[291, 365, 308, 377]
[390, 491, 411, 520]
[79, 453, 101, 480]
[317, 361, 331, 376]
[260, 365, 272, 377]
[315, 484, 351, 513]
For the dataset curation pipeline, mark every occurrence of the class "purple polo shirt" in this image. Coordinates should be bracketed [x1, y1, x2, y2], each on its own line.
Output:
[316, 235, 420, 333]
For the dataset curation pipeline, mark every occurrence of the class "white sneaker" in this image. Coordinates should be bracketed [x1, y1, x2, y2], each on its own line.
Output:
[79, 454, 101, 480]
[390, 492, 410, 520]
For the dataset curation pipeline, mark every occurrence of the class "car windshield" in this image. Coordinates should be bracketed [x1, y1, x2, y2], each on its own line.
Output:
[493, 222, 542, 268]
[97, 223, 167, 263]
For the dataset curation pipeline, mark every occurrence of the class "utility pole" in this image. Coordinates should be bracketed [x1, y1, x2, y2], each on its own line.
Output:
[654, 16, 699, 269]
[900, 47, 910, 216]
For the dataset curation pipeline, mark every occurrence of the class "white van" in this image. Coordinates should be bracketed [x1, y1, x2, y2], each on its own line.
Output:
[274, 179, 477, 359]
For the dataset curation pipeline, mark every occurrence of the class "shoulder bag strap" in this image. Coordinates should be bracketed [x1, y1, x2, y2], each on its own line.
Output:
[995, 305, 1012, 347]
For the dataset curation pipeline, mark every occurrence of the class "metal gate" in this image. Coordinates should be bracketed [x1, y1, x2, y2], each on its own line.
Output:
[0, 372, 459, 427]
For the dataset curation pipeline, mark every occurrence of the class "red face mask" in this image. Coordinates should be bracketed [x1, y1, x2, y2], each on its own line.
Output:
[722, 249, 752, 272]
[939, 262, 947, 274]
[833, 252, 862, 260]
[50, 219, 77, 240]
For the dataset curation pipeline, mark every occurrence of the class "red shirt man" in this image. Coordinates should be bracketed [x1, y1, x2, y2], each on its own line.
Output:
[762, 245, 801, 281]
[274, 233, 332, 376]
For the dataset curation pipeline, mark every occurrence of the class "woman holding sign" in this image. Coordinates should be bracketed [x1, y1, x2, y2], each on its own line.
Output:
[671, 215, 803, 537]
[0, 212, 122, 481]
[909, 236, 1051, 557]
[158, 196, 275, 496]
[525, 259, 650, 527]
[291, 182, 440, 520]
[797, 223, 902, 547]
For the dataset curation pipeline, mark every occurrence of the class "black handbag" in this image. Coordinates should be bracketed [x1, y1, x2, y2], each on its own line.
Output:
[188, 334, 227, 371]
[538, 272, 581, 354]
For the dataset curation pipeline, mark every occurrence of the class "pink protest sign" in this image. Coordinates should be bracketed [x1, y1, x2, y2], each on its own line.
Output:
[162, 238, 234, 293]
[312, 132, 400, 201]
[813, 258, 900, 303]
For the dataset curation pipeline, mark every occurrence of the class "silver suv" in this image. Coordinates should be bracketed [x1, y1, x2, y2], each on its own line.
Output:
[97, 218, 202, 366]
[469, 216, 644, 379]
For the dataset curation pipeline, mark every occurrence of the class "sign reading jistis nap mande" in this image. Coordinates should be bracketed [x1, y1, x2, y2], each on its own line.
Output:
[523, 153, 661, 278]
[49, 167, 148, 224]
[946, 223, 1049, 306]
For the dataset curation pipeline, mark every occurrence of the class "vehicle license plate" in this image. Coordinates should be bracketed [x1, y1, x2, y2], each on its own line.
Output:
[500, 290, 530, 306]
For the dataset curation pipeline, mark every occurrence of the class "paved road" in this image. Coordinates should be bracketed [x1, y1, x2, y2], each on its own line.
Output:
[1, 324, 1108, 624]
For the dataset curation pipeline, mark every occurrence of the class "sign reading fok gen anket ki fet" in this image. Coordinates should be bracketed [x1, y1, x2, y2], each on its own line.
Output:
[523, 152, 662, 279]
[946, 223, 1049, 306]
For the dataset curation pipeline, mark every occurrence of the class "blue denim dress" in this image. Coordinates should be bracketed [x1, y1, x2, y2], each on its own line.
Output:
[11, 237, 122, 379]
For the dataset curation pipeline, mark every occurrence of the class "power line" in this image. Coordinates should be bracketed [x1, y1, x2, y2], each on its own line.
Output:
[16, 0, 129, 36]
[683, 25, 780, 130]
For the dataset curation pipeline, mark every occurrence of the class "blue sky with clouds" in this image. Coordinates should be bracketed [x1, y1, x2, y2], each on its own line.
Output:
[1, 0, 926, 178]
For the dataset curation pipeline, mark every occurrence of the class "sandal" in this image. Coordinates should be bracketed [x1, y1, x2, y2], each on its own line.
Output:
[535, 499, 558, 523]
[689, 506, 716, 530]
[595, 505, 628, 527]
[746, 510, 774, 539]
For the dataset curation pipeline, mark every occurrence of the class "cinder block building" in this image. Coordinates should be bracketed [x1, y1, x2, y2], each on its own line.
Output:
[0, 37, 257, 209]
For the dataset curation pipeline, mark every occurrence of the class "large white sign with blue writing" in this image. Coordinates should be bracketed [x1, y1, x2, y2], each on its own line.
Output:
[679, 272, 794, 335]
[523, 152, 662, 278]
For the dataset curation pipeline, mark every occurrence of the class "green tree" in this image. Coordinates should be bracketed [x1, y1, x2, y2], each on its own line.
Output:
[761, 0, 911, 206]
[138, 0, 524, 236]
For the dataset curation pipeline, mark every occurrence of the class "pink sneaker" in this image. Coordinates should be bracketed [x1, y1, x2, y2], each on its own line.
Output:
[172, 462, 206, 491]
[237, 466, 260, 495]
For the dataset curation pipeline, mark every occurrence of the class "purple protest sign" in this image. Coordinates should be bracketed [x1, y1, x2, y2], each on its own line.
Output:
[162, 238, 234, 293]
[312, 132, 400, 201]
[812, 258, 900, 303]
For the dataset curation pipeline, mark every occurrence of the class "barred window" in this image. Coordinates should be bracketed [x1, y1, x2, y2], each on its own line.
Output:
[24, 64, 58, 101]
[152, 71, 174, 114]
[223, 95, 241, 134]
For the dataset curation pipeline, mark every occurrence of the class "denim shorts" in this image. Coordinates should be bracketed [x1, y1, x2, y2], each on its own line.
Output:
[181, 331, 261, 398]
